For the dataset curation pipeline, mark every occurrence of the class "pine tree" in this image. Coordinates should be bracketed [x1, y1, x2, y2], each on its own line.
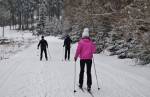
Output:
[37, 0, 47, 35]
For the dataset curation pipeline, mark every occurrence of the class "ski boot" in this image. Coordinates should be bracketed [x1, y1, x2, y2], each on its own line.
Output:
[87, 86, 91, 92]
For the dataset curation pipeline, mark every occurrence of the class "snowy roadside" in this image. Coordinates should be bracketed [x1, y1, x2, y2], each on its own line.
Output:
[0, 27, 38, 60]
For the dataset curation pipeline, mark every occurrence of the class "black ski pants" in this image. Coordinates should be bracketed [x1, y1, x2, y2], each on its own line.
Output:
[40, 48, 48, 60]
[79, 59, 92, 88]
[65, 47, 70, 60]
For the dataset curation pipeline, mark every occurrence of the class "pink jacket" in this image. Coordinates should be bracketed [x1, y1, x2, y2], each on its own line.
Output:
[75, 37, 96, 60]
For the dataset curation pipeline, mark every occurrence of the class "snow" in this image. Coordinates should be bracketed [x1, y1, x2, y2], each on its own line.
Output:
[0, 36, 150, 97]
[0, 27, 38, 60]
[0, 27, 34, 40]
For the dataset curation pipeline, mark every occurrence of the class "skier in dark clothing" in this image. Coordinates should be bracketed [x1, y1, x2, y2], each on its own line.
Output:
[37, 36, 48, 61]
[63, 35, 72, 61]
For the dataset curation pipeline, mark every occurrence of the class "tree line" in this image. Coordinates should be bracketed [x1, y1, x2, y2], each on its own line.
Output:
[0, 0, 63, 30]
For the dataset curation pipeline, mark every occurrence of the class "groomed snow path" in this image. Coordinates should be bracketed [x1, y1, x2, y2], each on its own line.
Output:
[0, 36, 150, 97]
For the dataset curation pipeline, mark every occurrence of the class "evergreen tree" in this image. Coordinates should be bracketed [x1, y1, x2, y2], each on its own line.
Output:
[37, 0, 47, 35]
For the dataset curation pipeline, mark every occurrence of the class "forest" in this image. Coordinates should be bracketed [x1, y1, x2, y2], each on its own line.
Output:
[0, 0, 150, 64]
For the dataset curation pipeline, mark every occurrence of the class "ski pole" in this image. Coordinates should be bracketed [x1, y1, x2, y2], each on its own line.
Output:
[62, 47, 65, 61]
[93, 57, 100, 90]
[74, 61, 77, 93]
[47, 48, 51, 60]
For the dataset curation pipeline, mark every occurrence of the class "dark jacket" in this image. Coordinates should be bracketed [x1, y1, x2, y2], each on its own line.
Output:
[64, 36, 72, 48]
[38, 39, 48, 49]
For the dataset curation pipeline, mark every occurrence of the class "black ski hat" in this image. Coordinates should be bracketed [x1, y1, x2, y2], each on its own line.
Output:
[41, 36, 44, 39]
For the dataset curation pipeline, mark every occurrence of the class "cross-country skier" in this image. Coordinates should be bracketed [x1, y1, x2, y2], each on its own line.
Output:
[63, 35, 72, 61]
[37, 36, 48, 61]
[74, 28, 96, 91]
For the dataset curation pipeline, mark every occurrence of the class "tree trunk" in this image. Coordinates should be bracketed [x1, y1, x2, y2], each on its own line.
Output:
[31, 13, 34, 29]
[19, 12, 22, 30]
[27, 15, 29, 29]
[10, 13, 12, 30]
[12, 13, 15, 30]
[2, 22, 5, 37]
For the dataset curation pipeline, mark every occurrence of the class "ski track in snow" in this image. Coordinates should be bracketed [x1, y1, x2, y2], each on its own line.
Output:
[0, 36, 150, 97]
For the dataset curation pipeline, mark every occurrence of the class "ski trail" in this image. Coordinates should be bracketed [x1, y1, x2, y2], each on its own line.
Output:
[0, 36, 150, 97]
[0, 36, 91, 97]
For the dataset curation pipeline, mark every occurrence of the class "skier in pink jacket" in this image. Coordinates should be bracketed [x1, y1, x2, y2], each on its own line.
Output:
[74, 28, 96, 91]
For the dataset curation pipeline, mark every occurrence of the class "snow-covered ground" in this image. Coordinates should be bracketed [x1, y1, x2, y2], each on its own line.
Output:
[0, 36, 150, 97]
[0, 27, 38, 60]
[0, 26, 34, 39]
